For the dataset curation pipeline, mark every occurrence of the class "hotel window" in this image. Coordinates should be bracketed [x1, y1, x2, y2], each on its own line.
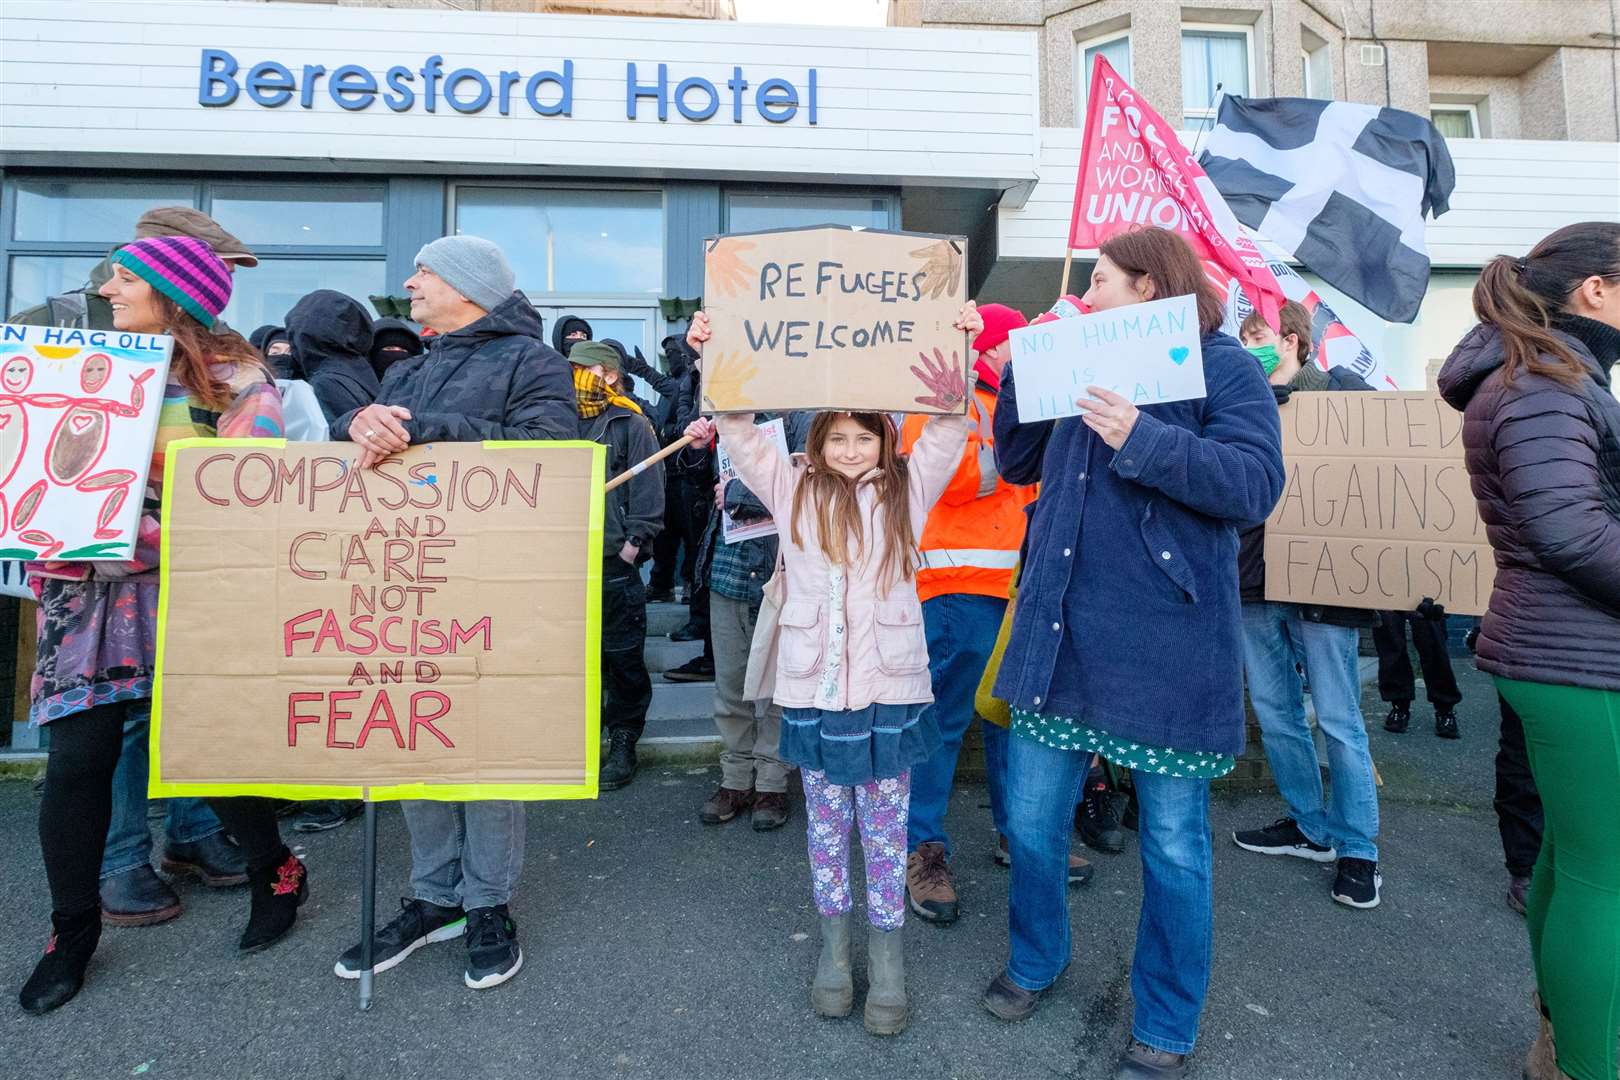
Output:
[1182, 26, 1252, 119]
[3, 178, 388, 330]
[1431, 104, 1479, 139]
[1302, 44, 1333, 100]
[1075, 31, 1132, 123]
[452, 186, 665, 297]
[723, 192, 893, 233]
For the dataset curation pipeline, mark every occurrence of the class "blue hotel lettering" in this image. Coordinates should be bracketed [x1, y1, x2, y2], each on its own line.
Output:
[198, 50, 817, 124]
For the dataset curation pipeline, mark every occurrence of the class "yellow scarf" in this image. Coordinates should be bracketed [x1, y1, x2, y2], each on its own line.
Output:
[572, 366, 642, 419]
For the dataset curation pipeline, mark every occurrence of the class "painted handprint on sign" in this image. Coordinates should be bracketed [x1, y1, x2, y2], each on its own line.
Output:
[908, 240, 963, 301]
[911, 348, 967, 411]
[706, 239, 758, 299]
[702, 352, 760, 411]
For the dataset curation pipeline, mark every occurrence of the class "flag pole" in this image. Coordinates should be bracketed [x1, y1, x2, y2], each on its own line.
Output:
[1059, 247, 1074, 298]
[1189, 82, 1223, 158]
[604, 434, 694, 493]
[357, 794, 378, 1012]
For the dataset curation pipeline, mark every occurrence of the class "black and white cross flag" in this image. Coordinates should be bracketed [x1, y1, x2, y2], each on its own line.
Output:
[1197, 97, 1455, 323]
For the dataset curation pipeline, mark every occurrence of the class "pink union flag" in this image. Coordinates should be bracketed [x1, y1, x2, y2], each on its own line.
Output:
[1068, 56, 1285, 332]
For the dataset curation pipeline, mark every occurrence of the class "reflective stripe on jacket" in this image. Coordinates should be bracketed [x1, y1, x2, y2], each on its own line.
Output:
[902, 383, 1037, 603]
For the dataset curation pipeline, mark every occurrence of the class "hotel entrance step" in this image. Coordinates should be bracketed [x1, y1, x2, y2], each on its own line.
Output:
[643, 601, 716, 744]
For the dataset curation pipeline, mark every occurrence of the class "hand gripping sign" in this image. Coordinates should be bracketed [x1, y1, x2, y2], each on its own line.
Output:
[152, 440, 606, 801]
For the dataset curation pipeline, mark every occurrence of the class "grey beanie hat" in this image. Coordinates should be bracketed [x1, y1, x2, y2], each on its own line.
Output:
[414, 235, 515, 313]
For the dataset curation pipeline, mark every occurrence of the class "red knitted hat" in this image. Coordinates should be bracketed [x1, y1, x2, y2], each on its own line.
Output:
[972, 303, 1028, 354]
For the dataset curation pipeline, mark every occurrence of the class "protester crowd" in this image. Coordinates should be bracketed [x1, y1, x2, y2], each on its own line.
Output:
[7, 204, 1617, 1080]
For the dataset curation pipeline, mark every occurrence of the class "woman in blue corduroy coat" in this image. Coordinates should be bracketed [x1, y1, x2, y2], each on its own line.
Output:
[979, 227, 1285, 1080]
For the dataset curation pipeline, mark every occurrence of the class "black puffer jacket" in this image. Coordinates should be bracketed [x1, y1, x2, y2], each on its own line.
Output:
[284, 290, 381, 424]
[1437, 316, 1620, 691]
[332, 292, 577, 443]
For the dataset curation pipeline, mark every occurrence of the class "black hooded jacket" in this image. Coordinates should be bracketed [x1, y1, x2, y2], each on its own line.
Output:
[334, 291, 577, 444]
[551, 315, 592, 357]
[369, 317, 423, 380]
[285, 290, 381, 424]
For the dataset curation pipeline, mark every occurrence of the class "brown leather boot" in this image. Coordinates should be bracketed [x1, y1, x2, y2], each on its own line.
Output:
[906, 842, 958, 924]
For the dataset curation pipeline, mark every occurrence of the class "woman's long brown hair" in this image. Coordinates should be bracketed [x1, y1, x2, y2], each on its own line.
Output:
[1473, 221, 1620, 387]
[789, 412, 917, 590]
[154, 293, 270, 410]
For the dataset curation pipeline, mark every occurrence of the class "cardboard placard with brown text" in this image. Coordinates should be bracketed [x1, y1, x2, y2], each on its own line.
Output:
[701, 226, 969, 414]
[152, 439, 605, 801]
[1264, 392, 1494, 616]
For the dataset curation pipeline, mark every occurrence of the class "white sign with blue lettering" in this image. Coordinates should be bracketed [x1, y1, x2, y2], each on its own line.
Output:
[1009, 295, 1206, 422]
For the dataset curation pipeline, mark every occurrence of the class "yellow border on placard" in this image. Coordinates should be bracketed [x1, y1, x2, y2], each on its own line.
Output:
[149, 438, 608, 802]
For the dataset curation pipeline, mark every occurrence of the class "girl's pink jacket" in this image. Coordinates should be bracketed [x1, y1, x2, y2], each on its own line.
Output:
[716, 412, 969, 712]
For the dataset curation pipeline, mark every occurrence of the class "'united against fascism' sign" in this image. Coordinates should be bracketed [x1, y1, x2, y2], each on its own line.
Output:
[152, 440, 605, 801]
[1263, 392, 1494, 616]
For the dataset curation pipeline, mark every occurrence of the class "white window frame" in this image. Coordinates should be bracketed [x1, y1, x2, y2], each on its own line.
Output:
[1074, 29, 1132, 126]
[1430, 102, 1480, 139]
[1180, 22, 1256, 120]
[1301, 42, 1333, 100]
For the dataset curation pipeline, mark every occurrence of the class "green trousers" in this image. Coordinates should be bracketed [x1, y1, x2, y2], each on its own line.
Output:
[1496, 676, 1620, 1080]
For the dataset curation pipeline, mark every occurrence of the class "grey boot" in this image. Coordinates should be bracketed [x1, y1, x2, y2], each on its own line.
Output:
[863, 925, 909, 1036]
[810, 914, 853, 1018]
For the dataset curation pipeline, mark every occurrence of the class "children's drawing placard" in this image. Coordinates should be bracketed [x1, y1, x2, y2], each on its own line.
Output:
[153, 440, 606, 801]
[701, 226, 970, 415]
[0, 324, 173, 560]
[716, 416, 788, 544]
[1008, 294, 1205, 421]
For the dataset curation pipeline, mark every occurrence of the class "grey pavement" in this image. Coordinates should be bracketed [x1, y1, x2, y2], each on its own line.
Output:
[0, 663, 1534, 1080]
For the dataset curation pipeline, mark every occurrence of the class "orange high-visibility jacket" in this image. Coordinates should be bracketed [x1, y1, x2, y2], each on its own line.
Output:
[901, 382, 1037, 603]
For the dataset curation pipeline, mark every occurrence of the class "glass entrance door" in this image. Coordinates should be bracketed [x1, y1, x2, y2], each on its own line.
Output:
[533, 304, 665, 404]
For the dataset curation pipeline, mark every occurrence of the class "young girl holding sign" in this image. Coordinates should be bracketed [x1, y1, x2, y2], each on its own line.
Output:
[684, 303, 979, 1036]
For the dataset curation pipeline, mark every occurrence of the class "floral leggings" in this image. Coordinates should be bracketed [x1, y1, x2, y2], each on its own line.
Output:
[802, 768, 911, 931]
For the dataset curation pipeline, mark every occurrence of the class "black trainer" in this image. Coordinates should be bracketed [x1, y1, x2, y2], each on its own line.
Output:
[663, 655, 715, 683]
[600, 729, 638, 790]
[1232, 817, 1336, 862]
[464, 906, 522, 989]
[1434, 709, 1460, 740]
[334, 897, 466, 979]
[291, 800, 364, 833]
[1383, 704, 1411, 734]
[1077, 782, 1126, 854]
[1331, 857, 1382, 909]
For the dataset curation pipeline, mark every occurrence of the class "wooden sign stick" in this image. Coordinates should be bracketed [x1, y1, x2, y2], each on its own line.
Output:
[604, 434, 695, 493]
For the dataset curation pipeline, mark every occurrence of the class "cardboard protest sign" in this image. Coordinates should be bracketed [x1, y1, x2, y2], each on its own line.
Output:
[1264, 392, 1493, 615]
[0, 323, 173, 560]
[152, 440, 606, 801]
[701, 226, 969, 415]
[717, 416, 788, 544]
[1009, 294, 1205, 421]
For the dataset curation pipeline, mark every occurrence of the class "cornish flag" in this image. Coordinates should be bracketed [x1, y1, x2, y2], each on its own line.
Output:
[1198, 97, 1455, 323]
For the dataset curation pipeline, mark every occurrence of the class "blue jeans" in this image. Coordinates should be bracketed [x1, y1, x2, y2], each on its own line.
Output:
[1004, 731, 1213, 1055]
[102, 702, 223, 880]
[402, 800, 526, 911]
[1240, 602, 1379, 862]
[906, 593, 1007, 856]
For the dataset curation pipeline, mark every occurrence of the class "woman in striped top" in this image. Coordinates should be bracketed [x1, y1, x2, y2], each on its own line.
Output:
[20, 236, 305, 1016]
